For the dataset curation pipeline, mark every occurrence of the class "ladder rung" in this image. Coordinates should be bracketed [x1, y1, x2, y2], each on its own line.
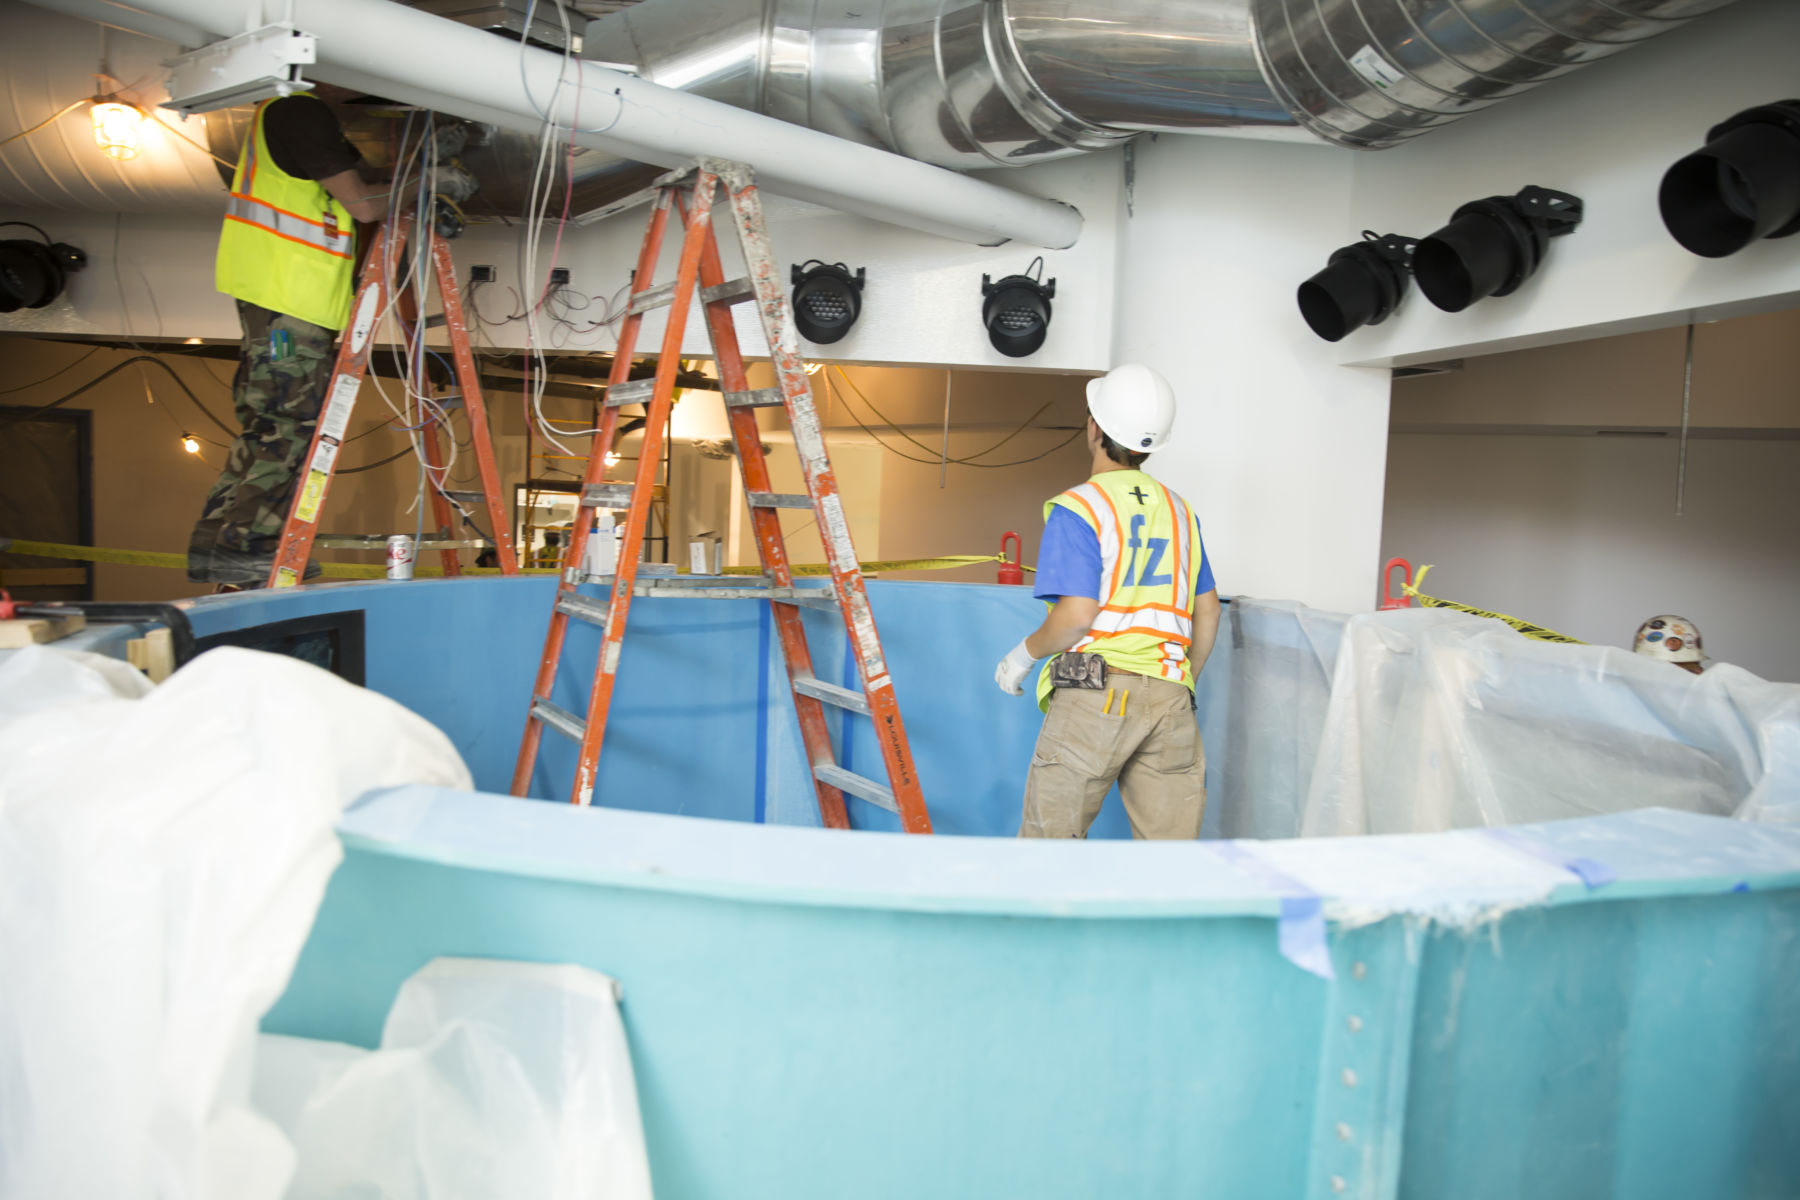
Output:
[723, 387, 785, 409]
[627, 281, 678, 315]
[555, 594, 610, 627]
[531, 698, 587, 742]
[748, 492, 815, 509]
[604, 378, 656, 408]
[635, 582, 836, 609]
[814, 763, 897, 814]
[701, 276, 756, 306]
[584, 483, 635, 509]
[793, 675, 870, 716]
[443, 489, 485, 503]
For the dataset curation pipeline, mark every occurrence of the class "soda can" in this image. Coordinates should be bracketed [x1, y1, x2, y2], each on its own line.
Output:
[385, 534, 417, 581]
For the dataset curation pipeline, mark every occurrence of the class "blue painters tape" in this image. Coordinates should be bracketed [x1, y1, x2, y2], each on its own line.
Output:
[754, 604, 770, 824]
[839, 629, 858, 775]
[1212, 842, 1335, 981]
[1485, 828, 1617, 892]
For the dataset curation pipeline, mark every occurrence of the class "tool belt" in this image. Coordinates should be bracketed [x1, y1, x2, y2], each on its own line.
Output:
[1048, 651, 1111, 690]
[1049, 651, 1195, 709]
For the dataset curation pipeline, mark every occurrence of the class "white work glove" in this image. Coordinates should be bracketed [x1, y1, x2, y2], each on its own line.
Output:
[994, 639, 1039, 697]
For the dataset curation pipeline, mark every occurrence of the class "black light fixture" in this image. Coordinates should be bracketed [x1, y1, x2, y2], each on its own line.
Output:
[1412, 186, 1583, 313]
[790, 260, 864, 344]
[1659, 100, 1800, 259]
[0, 222, 87, 314]
[1297, 231, 1418, 342]
[981, 257, 1056, 358]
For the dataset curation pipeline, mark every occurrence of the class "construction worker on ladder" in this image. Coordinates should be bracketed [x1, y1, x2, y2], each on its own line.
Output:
[994, 364, 1222, 840]
[186, 87, 388, 587]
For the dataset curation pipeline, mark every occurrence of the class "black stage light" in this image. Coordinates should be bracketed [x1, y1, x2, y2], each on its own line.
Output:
[790, 260, 864, 344]
[1660, 100, 1800, 258]
[1412, 186, 1583, 313]
[1297, 231, 1418, 342]
[981, 257, 1056, 358]
[0, 222, 87, 314]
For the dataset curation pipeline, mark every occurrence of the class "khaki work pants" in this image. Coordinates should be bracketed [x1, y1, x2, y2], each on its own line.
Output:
[1020, 674, 1205, 839]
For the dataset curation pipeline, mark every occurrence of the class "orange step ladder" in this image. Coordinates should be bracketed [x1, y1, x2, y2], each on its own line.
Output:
[509, 158, 932, 834]
[267, 217, 518, 587]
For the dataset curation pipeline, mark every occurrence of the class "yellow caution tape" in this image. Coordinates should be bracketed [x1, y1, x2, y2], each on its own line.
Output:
[0, 538, 1018, 582]
[1402, 564, 1584, 645]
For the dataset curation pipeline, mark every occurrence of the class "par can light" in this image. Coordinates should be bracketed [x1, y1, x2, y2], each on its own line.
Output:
[1660, 100, 1800, 259]
[1298, 231, 1418, 342]
[1413, 186, 1583, 314]
[0, 222, 88, 314]
[981, 257, 1056, 358]
[790, 260, 865, 344]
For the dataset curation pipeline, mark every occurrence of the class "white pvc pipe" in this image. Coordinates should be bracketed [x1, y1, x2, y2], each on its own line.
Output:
[19, 0, 1085, 248]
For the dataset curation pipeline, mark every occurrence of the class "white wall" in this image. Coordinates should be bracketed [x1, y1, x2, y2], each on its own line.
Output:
[1337, 0, 1800, 367]
[1113, 135, 1393, 614]
[1382, 433, 1800, 683]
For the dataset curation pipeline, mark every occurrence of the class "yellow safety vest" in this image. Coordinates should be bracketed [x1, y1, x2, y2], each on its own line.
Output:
[215, 96, 357, 330]
[1035, 470, 1207, 711]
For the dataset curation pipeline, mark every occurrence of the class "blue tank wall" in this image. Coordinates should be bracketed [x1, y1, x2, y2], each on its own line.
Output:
[264, 791, 1800, 1200]
[184, 576, 1234, 837]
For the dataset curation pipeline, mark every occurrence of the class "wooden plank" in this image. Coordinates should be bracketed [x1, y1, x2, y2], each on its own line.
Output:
[0, 613, 86, 648]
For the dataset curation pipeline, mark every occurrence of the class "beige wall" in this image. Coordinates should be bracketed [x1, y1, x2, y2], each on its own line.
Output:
[0, 336, 526, 599]
[1391, 308, 1800, 433]
[717, 363, 1093, 584]
[3, 335, 1099, 601]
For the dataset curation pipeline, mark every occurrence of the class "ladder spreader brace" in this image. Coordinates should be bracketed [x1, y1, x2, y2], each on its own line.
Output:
[266, 216, 519, 588]
[510, 158, 933, 834]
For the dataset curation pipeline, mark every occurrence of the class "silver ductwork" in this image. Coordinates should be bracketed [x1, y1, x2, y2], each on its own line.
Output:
[584, 0, 1740, 167]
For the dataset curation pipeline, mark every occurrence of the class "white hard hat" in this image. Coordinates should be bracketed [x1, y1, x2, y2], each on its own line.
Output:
[1086, 364, 1176, 454]
[1633, 614, 1704, 663]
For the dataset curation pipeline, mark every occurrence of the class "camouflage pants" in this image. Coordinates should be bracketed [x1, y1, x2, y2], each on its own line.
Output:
[187, 301, 337, 579]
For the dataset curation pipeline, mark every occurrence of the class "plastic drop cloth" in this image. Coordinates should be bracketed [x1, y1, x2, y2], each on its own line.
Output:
[0, 645, 471, 1200]
[253, 958, 653, 1200]
[1213, 600, 1800, 838]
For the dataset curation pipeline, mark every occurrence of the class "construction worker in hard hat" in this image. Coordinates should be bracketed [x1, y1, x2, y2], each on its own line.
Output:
[1633, 614, 1707, 675]
[994, 364, 1221, 839]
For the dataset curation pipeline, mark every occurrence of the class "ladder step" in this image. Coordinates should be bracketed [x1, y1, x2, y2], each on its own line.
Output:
[604, 378, 656, 408]
[638, 582, 836, 609]
[701, 276, 756, 306]
[723, 387, 785, 409]
[627, 281, 678, 315]
[555, 593, 610, 627]
[748, 491, 815, 509]
[793, 675, 870, 716]
[584, 483, 635, 509]
[531, 697, 587, 742]
[443, 489, 484, 503]
[814, 763, 897, 814]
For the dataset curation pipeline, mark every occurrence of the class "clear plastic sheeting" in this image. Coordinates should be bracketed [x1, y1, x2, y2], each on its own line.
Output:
[0, 646, 472, 1200]
[1214, 600, 1800, 838]
[253, 958, 654, 1200]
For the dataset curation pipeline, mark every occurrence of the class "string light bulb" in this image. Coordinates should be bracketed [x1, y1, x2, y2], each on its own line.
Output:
[180, 433, 200, 454]
[604, 451, 621, 467]
[90, 100, 143, 161]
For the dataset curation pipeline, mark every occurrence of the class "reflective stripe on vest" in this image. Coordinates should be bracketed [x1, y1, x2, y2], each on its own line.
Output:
[224, 192, 354, 259]
[1035, 470, 1207, 708]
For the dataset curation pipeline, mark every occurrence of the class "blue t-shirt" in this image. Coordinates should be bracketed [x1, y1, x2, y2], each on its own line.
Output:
[1033, 504, 1216, 603]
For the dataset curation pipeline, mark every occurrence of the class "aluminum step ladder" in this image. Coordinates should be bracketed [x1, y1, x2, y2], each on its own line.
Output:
[509, 158, 932, 833]
[267, 216, 518, 587]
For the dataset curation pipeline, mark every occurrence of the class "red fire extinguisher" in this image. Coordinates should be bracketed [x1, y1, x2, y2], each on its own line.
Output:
[998, 531, 1024, 585]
